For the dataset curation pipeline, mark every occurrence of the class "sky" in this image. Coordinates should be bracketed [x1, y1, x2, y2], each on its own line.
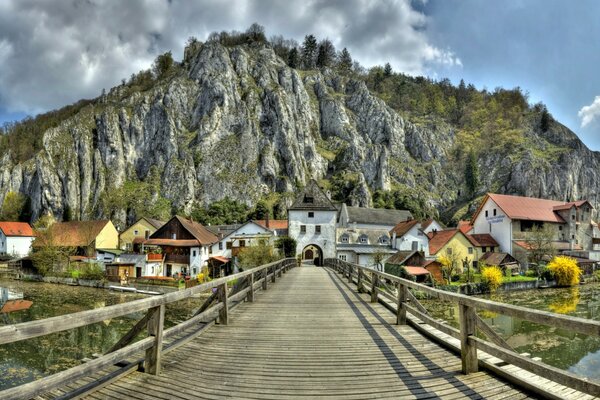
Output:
[0, 0, 599, 149]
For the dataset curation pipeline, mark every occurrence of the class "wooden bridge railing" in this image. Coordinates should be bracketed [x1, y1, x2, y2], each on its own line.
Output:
[0, 257, 296, 400]
[325, 258, 600, 397]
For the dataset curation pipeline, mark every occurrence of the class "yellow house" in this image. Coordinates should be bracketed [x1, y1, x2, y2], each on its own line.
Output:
[428, 229, 499, 271]
[119, 217, 165, 251]
[34, 220, 120, 255]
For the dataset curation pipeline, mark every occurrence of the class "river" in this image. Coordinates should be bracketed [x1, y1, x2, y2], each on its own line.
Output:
[423, 283, 600, 381]
[0, 279, 202, 390]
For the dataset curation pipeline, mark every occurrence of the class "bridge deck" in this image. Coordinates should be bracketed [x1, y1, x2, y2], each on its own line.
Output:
[85, 266, 534, 399]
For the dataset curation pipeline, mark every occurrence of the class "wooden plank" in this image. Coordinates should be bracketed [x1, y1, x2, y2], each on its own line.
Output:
[474, 313, 515, 352]
[217, 283, 228, 325]
[106, 308, 154, 354]
[459, 303, 478, 374]
[144, 304, 165, 375]
[396, 283, 407, 325]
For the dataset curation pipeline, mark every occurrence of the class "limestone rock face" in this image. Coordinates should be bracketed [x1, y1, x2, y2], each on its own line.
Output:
[1, 41, 600, 224]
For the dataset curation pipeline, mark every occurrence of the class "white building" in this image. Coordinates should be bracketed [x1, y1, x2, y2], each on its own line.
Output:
[389, 219, 444, 259]
[288, 180, 338, 265]
[0, 222, 34, 258]
[209, 220, 288, 259]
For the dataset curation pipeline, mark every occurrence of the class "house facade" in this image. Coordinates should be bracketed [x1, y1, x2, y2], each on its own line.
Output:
[471, 193, 595, 257]
[0, 222, 34, 257]
[34, 220, 119, 257]
[288, 180, 338, 265]
[119, 217, 165, 251]
[145, 216, 217, 278]
[428, 229, 498, 271]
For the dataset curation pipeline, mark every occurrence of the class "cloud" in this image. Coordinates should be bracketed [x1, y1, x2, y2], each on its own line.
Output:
[578, 96, 600, 128]
[0, 0, 460, 117]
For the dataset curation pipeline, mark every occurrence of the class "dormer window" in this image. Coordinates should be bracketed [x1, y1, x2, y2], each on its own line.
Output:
[304, 195, 314, 204]
[340, 234, 349, 243]
[379, 235, 389, 244]
[359, 234, 368, 244]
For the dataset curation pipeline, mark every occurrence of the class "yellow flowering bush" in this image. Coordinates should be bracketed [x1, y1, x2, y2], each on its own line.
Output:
[547, 256, 581, 286]
[481, 265, 503, 292]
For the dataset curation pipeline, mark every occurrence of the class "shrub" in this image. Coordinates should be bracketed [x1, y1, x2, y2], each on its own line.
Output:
[547, 256, 581, 286]
[481, 265, 503, 292]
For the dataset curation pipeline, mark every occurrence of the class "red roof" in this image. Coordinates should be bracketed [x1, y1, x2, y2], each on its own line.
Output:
[0, 222, 34, 237]
[254, 220, 288, 230]
[390, 219, 420, 237]
[513, 240, 583, 251]
[1, 300, 33, 313]
[404, 266, 431, 276]
[467, 234, 499, 247]
[209, 256, 230, 263]
[457, 220, 473, 234]
[552, 200, 591, 211]
[428, 229, 462, 255]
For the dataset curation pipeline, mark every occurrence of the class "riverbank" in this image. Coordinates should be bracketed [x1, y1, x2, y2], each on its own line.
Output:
[16, 274, 180, 294]
[438, 278, 558, 295]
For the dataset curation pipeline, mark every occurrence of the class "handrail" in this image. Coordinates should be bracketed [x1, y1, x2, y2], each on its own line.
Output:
[325, 258, 600, 397]
[0, 257, 296, 400]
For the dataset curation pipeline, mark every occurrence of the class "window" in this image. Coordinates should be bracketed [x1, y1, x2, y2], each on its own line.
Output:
[521, 220, 543, 232]
[193, 268, 197, 275]
[308, 212, 314, 218]
[446, 247, 453, 255]
[315, 225, 321, 234]
[490, 247, 495, 253]
[489, 223, 492, 233]
[411, 241, 418, 251]
[226, 241, 232, 249]
[485, 210, 488, 217]
[482, 246, 487, 253]
[304, 195, 314, 204]
[559, 225, 563, 231]
[572, 215, 576, 221]
[572, 235, 575, 239]
[468, 247, 473, 254]
[145, 230, 150, 239]
[219, 242, 223, 250]
[192, 250, 197, 257]
[417, 231, 423, 236]
[171, 233, 177, 239]
[134, 230, 139, 236]
[300, 225, 306, 233]
[493, 209, 497, 216]
[340, 234, 349, 243]
[359, 235, 368, 244]
[339, 255, 347, 261]
[472, 261, 479, 269]
[379, 235, 389, 244]
[209, 246, 212, 254]
[240, 240, 246, 247]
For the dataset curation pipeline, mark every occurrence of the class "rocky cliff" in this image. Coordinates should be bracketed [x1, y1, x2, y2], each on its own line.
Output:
[1, 40, 599, 227]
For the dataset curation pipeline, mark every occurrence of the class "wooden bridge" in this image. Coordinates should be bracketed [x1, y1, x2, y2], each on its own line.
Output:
[1, 258, 599, 399]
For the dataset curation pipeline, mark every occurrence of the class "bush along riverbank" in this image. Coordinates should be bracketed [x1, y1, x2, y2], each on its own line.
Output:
[438, 278, 558, 295]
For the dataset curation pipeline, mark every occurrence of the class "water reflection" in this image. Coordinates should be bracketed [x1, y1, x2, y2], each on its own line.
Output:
[422, 283, 600, 381]
[0, 279, 203, 390]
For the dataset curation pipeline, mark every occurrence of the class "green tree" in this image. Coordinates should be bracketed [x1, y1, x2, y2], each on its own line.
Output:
[152, 51, 174, 79]
[1, 192, 27, 221]
[528, 224, 556, 274]
[316, 39, 336, 68]
[245, 23, 267, 43]
[337, 48, 353, 74]
[248, 200, 271, 220]
[540, 106, 552, 132]
[383, 62, 392, 77]
[287, 47, 299, 68]
[301, 34, 318, 69]
[464, 150, 479, 197]
[237, 242, 280, 269]
[190, 197, 250, 225]
[275, 236, 297, 258]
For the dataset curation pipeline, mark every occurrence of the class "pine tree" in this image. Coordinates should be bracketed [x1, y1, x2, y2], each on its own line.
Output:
[287, 47, 299, 69]
[337, 48, 352, 74]
[316, 39, 336, 68]
[540, 106, 552, 132]
[465, 151, 479, 197]
[301, 34, 317, 69]
[383, 62, 392, 77]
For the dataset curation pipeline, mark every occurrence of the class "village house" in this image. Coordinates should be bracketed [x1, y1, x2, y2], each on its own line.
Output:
[471, 193, 597, 262]
[288, 180, 338, 265]
[34, 220, 119, 258]
[0, 222, 35, 258]
[144, 216, 217, 278]
[428, 228, 499, 270]
[389, 219, 443, 258]
[119, 217, 165, 251]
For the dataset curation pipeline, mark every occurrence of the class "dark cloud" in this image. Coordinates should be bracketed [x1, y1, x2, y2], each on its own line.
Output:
[0, 0, 459, 117]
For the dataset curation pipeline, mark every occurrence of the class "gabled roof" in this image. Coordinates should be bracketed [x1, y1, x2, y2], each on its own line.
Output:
[254, 220, 288, 230]
[205, 224, 243, 239]
[428, 229, 464, 255]
[145, 218, 166, 229]
[390, 219, 420, 237]
[479, 252, 518, 266]
[457, 220, 473, 234]
[513, 240, 583, 251]
[346, 206, 412, 226]
[404, 266, 431, 276]
[385, 250, 422, 266]
[0, 222, 34, 237]
[467, 234, 499, 248]
[289, 180, 337, 211]
[175, 216, 218, 245]
[37, 220, 111, 247]
[472, 193, 594, 224]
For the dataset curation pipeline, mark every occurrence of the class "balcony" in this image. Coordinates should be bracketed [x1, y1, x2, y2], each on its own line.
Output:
[147, 253, 163, 261]
[164, 254, 190, 264]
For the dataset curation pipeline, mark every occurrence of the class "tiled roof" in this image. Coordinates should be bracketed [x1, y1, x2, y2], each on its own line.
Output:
[457, 220, 473, 234]
[145, 218, 166, 229]
[175, 216, 218, 245]
[346, 207, 412, 226]
[390, 219, 420, 237]
[404, 266, 431, 276]
[479, 252, 518, 266]
[467, 234, 499, 247]
[385, 250, 421, 265]
[289, 180, 337, 211]
[428, 229, 461, 255]
[36, 220, 110, 247]
[254, 220, 288, 230]
[0, 222, 34, 237]
[513, 240, 583, 251]
[205, 224, 243, 239]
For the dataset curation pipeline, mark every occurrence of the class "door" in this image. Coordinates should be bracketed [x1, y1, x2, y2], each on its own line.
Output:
[136, 267, 142, 278]
[305, 249, 314, 259]
[166, 264, 172, 277]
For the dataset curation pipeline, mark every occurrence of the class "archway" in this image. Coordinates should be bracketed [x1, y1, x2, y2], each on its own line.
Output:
[302, 244, 323, 266]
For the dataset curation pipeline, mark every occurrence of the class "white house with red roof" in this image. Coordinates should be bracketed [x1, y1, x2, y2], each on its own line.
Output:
[0, 222, 35, 257]
[471, 193, 595, 256]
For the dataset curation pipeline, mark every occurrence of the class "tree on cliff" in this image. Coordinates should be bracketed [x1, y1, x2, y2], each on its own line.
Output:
[0, 192, 27, 221]
[316, 39, 336, 68]
[464, 151, 479, 197]
[301, 34, 318, 69]
[337, 48, 353, 74]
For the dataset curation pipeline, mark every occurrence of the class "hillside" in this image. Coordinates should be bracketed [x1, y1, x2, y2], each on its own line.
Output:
[0, 33, 598, 228]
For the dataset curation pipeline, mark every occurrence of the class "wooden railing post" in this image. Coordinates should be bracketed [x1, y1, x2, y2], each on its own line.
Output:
[357, 269, 363, 293]
[348, 265, 353, 283]
[459, 303, 478, 374]
[262, 268, 268, 290]
[271, 265, 276, 283]
[371, 272, 379, 303]
[144, 304, 165, 375]
[247, 272, 255, 302]
[396, 283, 407, 325]
[218, 282, 229, 325]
